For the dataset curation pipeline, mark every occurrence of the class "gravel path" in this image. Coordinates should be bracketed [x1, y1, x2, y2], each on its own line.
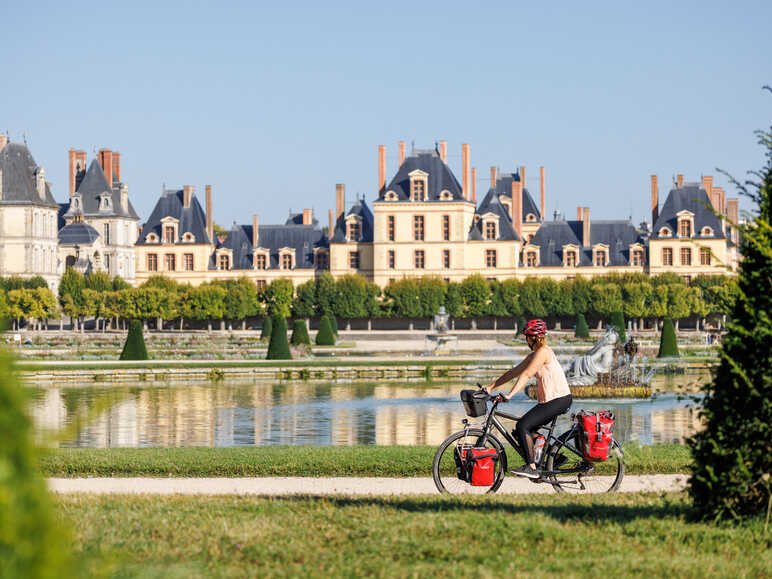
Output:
[48, 474, 687, 496]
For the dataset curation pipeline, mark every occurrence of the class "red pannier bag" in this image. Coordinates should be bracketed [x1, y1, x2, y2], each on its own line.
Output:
[455, 444, 498, 486]
[576, 410, 614, 461]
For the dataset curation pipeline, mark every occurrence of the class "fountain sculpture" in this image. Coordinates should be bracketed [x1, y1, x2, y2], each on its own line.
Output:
[424, 306, 458, 355]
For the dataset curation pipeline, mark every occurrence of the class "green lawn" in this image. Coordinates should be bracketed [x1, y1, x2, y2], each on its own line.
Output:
[57, 492, 770, 577]
[41, 443, 691, 477]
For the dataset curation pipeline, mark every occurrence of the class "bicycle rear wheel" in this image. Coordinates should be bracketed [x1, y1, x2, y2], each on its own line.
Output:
[432, 428, 507, 494]
[546, 436, 624, 494]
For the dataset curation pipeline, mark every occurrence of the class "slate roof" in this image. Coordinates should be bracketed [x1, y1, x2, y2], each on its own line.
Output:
[58, 222, 101, 246]
[469, 188, 521, 241]
[136, 188, 212, 245]
[285, 212, 320, 227]
[63, 159, 139, 219]
[528, 219, 644, 267]
[490, 171, 541, 221]
[217, 221, 328, 270]
[0, 142, 59, 207]
[330, 197, 374, 243]
[651, 183, 725, 239]
[379, 149, 467, 201]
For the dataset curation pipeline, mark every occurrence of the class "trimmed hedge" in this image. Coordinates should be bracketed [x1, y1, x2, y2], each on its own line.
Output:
[290, 319, 311, 346]
[574, 313, 590, 338]
[119, 320, 149, 360]
[657, 318, 679, 358]
[266, 316, 291, 360]
[315, 315, 336, 346]
[260, 316, 272, 341]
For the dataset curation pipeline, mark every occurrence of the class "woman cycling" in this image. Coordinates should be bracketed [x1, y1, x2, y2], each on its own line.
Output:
[484, 319, 572, 479]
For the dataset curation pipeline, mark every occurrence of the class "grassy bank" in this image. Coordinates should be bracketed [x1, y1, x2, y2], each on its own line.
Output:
[41, 443, 691, 478]
[57, 492, 769, 577]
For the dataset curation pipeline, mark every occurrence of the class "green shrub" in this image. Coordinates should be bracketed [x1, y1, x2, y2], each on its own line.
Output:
[329, 314, 339, 337]
[657, 318, 679, 358]
[517, 316, 526, 335]
[260, 316, 272, 341]
[0, 349, 72, 576]
[315, 315, 336, 346]
[689, 112, 772, 521]
[290, 319, 311, 346]
[266, 316, 291, 360]
[609, 311, 626, 343]
[574, 313, 590, 338]
[119, 320, 149, 361]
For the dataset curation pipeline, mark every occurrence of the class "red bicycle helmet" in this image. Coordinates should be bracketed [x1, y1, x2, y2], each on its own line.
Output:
[523, 318, 548, 338]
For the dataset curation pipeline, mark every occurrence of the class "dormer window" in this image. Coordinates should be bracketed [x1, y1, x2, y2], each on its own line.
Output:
[346, 216, 361, 241]
[658, 227, 672, 237]
[439, 190, 453, 200]
[676, 210, 695, 238]
[279, 247, 295, 270]
[254, 248, 269, 270]
[485, 221, 497, 240]
[408, 170, 429, 201]
[525, 250, 539, 267]
[181, 232, 195, 243]
[563, 244, 579, 267]
[71, 196, 81, 211]
[631, 247, 644, 266]
[385, 191, 398, 201]
[163, 225, 175, 243]
[525, 213, 537, 222]
[218, 254, 231, 270]
[99, 194, 112, 211]
[314, 248, 329, 270]
[160, 217, 179, 244]
[700, 226, 714, 237]
[592, 244, 610, 267]
[145, 232, 159, 243]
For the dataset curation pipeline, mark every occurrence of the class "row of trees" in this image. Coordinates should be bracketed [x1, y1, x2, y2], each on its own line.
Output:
[0, 269, 738, 331]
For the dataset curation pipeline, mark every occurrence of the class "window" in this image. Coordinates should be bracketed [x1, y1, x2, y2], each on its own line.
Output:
[486, 249, 497, 268]
[164, 253, 176, 271]
[281, 253, 293, 269]
[387, 216, 395, 241]
[679, 220, 691, 237]
[104, 254, 111, 273]
[184, 253, 194, 271]
[255, 254, 267, 269]
[700, 247, 711, 265]
[411, 178, 426, 201]
[443, 249, 451, 269]
[104, 223, 111, 245]
[631, 249, 644, 266]
[659, 227, 672, 237]
[565, 251, 577, 267]
[388, 250, 395, 269]
[485, 221, 497, 240]
[594, 250, 607, 267]
[349, 251, 360, 269]
[663, 247, 673, 266]
[219, 254, 230, 270]
[414, 250, 425, 269]
[413, 215, 425, 241]
[526, 251, 538, 267]
[316, 252, 328, 269]
[701, 226, 714, 237]
[182, 232, 195, 243]
[680, 247, 692, 266]
[256, 279, 266, 291]
[442, 215, 450, 241]
[147, 253, 158, 271]
[163, 225, 175, 244]
[347, 220, 360, 241]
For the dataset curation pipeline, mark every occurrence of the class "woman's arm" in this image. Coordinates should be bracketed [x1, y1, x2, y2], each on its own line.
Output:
[485, 354, 533, 392]
[501, 347, 549, 400]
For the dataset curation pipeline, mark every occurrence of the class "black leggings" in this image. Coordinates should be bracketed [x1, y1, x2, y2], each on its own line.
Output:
[515, 394, 572, 464]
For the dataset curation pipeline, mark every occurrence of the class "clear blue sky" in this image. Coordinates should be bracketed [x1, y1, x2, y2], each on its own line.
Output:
[1, 0, 769, 228]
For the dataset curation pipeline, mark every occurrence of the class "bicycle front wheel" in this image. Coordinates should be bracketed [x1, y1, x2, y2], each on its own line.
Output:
[546, 437, 624, 494]
[432, 428, 507, 495]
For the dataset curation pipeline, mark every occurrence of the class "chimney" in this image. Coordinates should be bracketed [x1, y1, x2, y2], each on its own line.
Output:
[577, 206, 583, 220]
[112, 151, 121, 182]
[120, 184, 129, 213]
[676, 174, 684, 187]
[710, 190, 721, 214]
[0, 134, 6, 152]
[540, 166, 545, 221]
[651, 175, 659, 226]
[727, 198, 738, 243]
[98, 148, 113, 188]
[328, 209, 334, 238]
[68, 149, 77, 195]
[335, 183, 345, 222]
[717, 187, 726, 216]
[378, 145, 386, 193]
[252, 215, 259, 247]
[439, 140, 447, 162]
[205, 185, 213, 243]
[582, 207, 591, 247]
[490, 166, 497, 190]
[471, 167, 477, 204]
[36, 168, 46, 200]
[302, 208, 313, 225]
[398, 141, 406, 166]
[511, 181, 522, 238]
[462, 143, 470, 201]
[520, 166, 526, 191]
[183, 185, 194, 208]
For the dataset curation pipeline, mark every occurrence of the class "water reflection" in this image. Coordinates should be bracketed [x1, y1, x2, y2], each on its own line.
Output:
[28, 377, 706, 448]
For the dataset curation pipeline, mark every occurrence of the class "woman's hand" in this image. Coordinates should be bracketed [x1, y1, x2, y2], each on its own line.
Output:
[482, 381, 497, 394]
[494, 392, 508, 403]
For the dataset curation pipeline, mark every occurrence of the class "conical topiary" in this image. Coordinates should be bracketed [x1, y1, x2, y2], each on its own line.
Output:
[517, 316, 527, 335]
[266, 315, 292, 360]
[657, 318, 679, 358]
[290, 319, 311, 345]
[315, 314, 336, 346]
[574, 313, 590, 338]
[260, 316, 272, 341]
[609, 311, 626, 343]
[329, 313, 339, 337]
[120, 320, 149, 360]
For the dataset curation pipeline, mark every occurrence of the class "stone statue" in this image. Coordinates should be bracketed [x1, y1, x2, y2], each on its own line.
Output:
[433, 306, 450, 333]
[563, 327, 621, 386]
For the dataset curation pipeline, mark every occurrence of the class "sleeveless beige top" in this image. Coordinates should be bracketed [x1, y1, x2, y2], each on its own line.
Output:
[535, 347, 571, 403]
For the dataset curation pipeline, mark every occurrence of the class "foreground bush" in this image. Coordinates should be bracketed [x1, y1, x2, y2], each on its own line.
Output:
[290, 319, 311, 345]
[689, 111, 772, 521]
[574, 313, 589, 338]
[316, 315, 336, 346]
[657, 318, 679, 358]
[119, 320, 149, 361]
[266, 316, 291, 360]
[0, 349, 72, 576]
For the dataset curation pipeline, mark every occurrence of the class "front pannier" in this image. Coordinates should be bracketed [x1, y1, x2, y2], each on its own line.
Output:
[460, 390, 488, 417]
[576, 410, 615, 461]
[454, 444, 497, 486]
